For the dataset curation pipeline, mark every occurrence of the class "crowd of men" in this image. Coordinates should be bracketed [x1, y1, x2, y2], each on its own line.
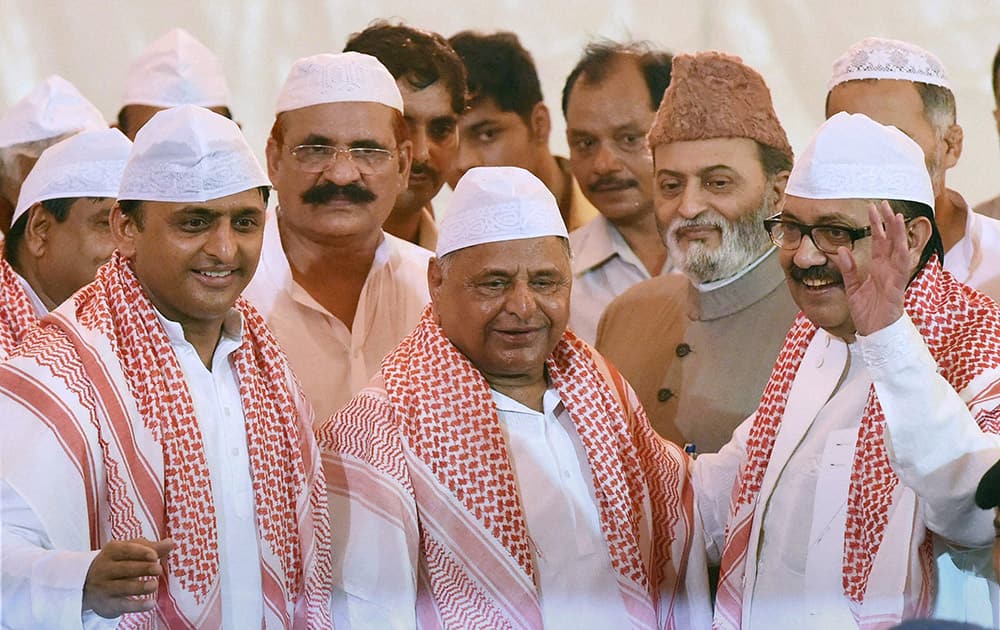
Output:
[2, 21, 1000, 630]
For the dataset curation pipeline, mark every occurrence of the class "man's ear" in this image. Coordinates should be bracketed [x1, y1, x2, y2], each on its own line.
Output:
[265, 135, 283, 184]
[24, 204, 52, 257]
[941, 123, 963, 170]
[427, 256, 445, 324]
[530, 102, 551, 146]
[768, 170, 790, 211]
[110, 202, 138, 258]
[906, 214, 933, 267]
[396, 138, 414, 184]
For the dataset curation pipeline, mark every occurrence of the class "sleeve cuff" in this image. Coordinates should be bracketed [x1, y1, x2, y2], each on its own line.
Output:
[856, 314, 935, 376]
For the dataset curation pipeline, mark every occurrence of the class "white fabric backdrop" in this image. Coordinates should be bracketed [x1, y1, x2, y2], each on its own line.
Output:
[2, 0, 999, 208]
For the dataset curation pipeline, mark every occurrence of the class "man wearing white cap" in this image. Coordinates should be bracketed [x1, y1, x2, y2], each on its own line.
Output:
[826, 37, 1000, 300]
[696, 112, 1000, 629]
[0, 105, 333, 628]
[0, 127, 130, 360]
[246, 51, 430, 422]
[0, 75, 107, 233]
[116, 28, 233, 140]
[317, 166, 710, 629]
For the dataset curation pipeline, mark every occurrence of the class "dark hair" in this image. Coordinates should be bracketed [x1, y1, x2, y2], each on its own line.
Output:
[118, 186, 271, 229]
[116, 105, 234, 135]
[756, 142, 793, 177]
[345, 21, 467, 114]
[887, 198, 943, 271]
[448, 31, 542, 122]
[561, 40, 672, 117]
[4, 197, 76, 267]
[992, 44, 1000, 101]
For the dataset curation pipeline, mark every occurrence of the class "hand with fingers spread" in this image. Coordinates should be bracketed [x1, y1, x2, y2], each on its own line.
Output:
[82, 537, 174, 619]
[829, 200, 912, 337]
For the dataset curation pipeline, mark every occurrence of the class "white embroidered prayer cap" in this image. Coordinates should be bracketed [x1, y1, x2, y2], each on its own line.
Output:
[786, 112, 935, 209]
[275, 52, 403, 114]
[436, 166, 568, 258]
[828, 37, 951, 91]
[0, 75, 106, 148]
[121, 28, 231, 108]
[118, 105, 269, 203]
[13, 128, 131, 223]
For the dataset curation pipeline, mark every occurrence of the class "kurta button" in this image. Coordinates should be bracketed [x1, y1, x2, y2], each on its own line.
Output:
[675, 343, 692, 358]
[657, 388, 674, 402]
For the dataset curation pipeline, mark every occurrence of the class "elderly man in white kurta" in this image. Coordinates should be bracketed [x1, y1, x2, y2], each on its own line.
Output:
[696, 112, 1000, 629]
[0, 105, 332, 629]
[245, 52, 430, 422]
[318, 166, 710, 629]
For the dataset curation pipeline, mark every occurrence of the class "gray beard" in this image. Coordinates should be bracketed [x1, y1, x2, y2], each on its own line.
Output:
[666, 195, 774, 284]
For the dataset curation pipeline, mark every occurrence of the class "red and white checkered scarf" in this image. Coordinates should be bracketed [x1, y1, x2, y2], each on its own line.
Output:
[15, 252, 333, 628]
[331, 308, 690, 628]
[0, 256, 40, 359]
[714, 256, 1000, 629]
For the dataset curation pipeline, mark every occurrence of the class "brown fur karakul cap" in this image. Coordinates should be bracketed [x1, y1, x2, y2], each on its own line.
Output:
[648, 51, 793, 161]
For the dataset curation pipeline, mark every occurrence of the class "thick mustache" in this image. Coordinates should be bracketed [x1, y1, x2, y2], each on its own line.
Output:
[302, 182, 376, 205]
[589, 176, 638, 193]
[672, 216, 724, 234]
[790, 264, 842, 284]
[410, 162, 438, 179]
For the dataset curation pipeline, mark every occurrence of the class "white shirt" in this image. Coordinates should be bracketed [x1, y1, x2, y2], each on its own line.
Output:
[568, 215, 664, 345]
[155, 309, 263, 630]
[492, 388, 630, 630]
[750, 337, 867, 628]
[1, 309, 264, 629]
[244, 213, 431, 423]
[944, 190, 1000, 301]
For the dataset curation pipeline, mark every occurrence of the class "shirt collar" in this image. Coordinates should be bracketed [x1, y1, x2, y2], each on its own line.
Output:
[687, 247, 788, 321]
[15, 272, 49, 318]
[153, 304, 244, 360]
[490, 386, 564, 417]
[270, 205, 392, 314]
[571, 214, 646, 276]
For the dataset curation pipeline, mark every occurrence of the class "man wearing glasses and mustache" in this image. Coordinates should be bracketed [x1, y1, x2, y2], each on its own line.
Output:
[245, 52, 432, 423]
[596, 52, 799, 451]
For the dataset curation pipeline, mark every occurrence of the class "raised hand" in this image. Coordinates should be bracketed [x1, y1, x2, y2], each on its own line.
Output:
[82, 537, 174, 619]
[830, 200, 911, 337]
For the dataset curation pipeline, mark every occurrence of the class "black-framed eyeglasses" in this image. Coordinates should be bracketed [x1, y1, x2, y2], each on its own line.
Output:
[288, 144, 395, 174]
[762, 214, 872, 254]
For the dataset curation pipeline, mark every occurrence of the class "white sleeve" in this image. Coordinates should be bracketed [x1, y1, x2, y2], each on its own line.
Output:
[858, 314, 1000, 548]
[691, 414, 754, 565]
[1, 481, 118, 629]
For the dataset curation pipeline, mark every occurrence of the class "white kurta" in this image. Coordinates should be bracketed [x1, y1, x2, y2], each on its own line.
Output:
[694, 315, 1000, 628]
[568, 215, 662, 345]
[944, 189, 1000, 302]
[492, 388, 631, 630]
[329, 387, 650, 630]
[244, 214, 431, 423]
[1, 309, 264, 629]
